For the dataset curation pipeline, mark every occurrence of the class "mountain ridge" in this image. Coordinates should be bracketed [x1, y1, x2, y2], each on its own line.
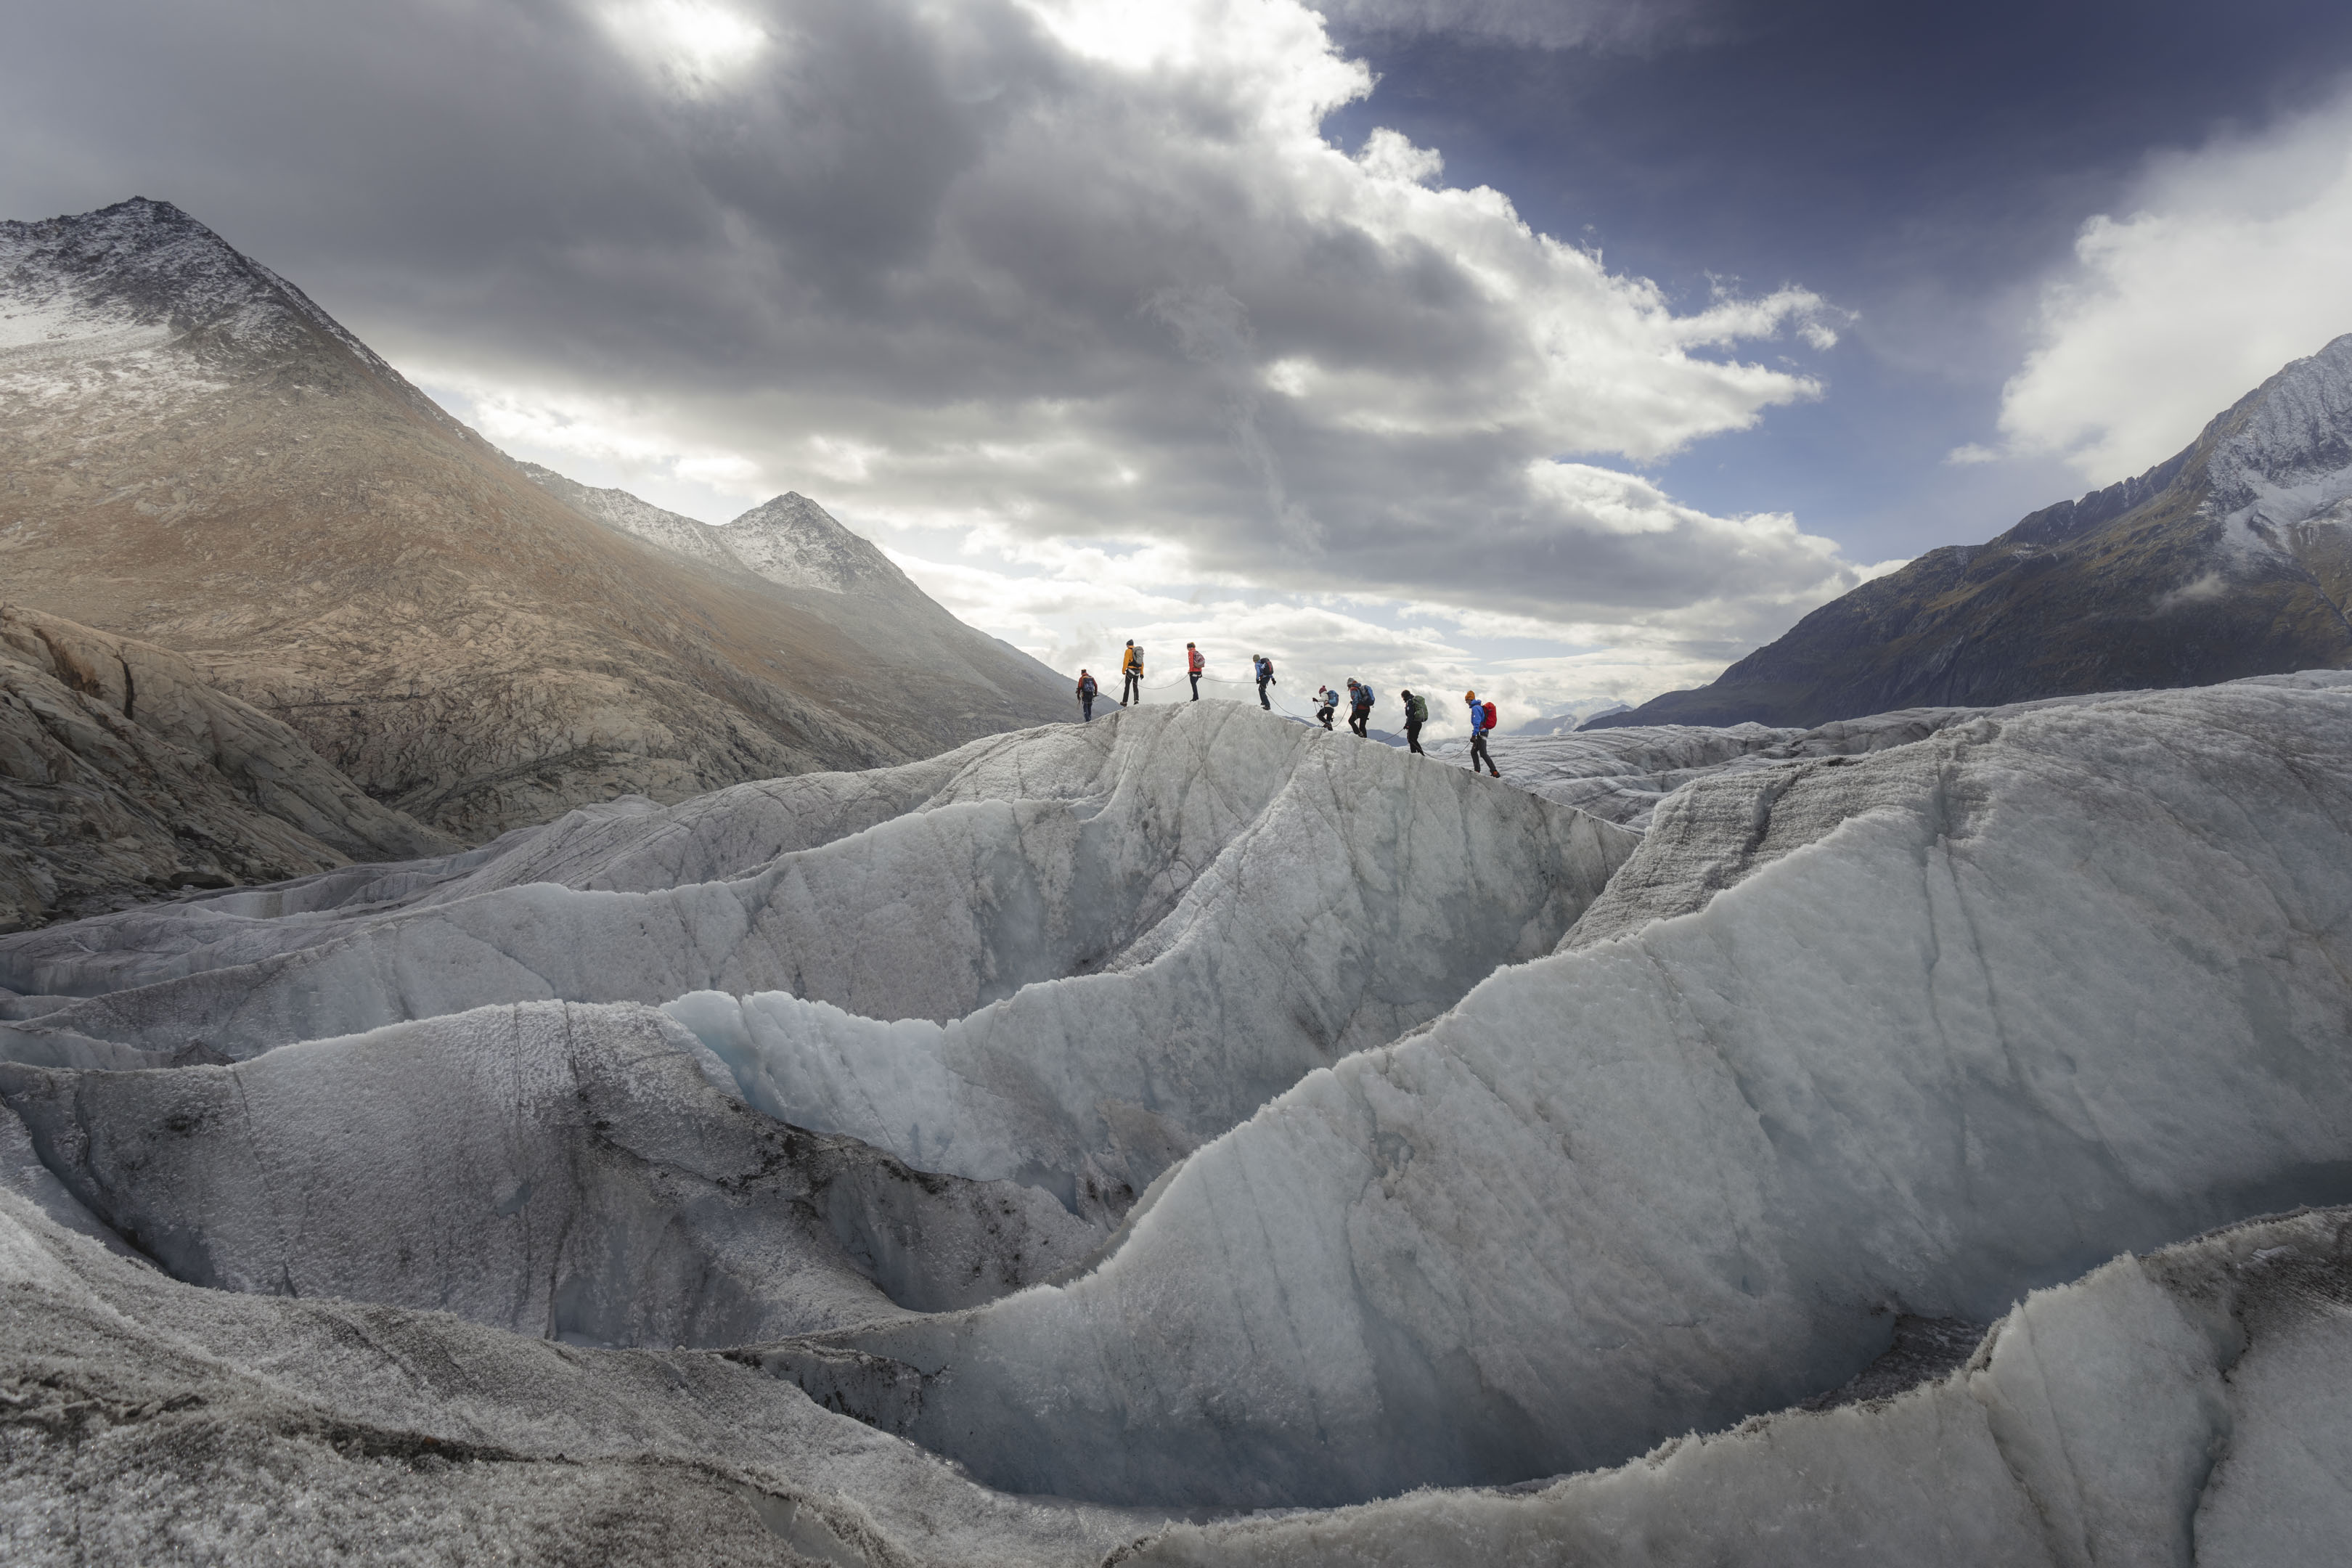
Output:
[1587, 333, 2352, 729]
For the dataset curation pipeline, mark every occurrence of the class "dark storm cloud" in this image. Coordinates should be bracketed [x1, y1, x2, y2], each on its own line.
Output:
[0, 0, 1865, 632]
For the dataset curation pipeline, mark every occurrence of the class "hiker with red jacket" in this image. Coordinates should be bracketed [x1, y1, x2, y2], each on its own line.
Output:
[1465, 690, 1500, 777]
[1186, 642, 1204, 701]
[1076, 670, 1098, 722]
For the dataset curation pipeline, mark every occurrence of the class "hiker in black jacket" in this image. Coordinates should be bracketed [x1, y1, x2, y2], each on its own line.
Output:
[1400, 689, 1427, 754]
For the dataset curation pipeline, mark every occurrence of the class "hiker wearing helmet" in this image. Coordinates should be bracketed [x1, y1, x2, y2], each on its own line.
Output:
[1252, 653, 1276, 710]
[1401, 688, 1428, 755]
[1121, 641, 1144, 706]
[1076, 670, 1098, 722]
[1186, 642, 1204, 700]
[1346, 679, 1373, 738]
[1465, 690, 1500, 777]
[1314, 685, 1339, 730]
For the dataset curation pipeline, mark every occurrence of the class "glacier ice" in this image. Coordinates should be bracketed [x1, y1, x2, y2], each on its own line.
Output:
[1114, 1208, 2352, 1567]
[10, 1165, 2351, 1564]
[9, 678, 2352, 1548]
[788, 674, 2352, 1505]
[0, 1187, 1180, 1567]
[0, 1000, 1104, 1345]
[1, 703, 1635, 1211]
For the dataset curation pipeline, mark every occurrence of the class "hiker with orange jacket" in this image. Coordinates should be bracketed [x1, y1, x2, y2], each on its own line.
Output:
[1186, 642, 1204, 701]
[1121, 641, 1145, 706]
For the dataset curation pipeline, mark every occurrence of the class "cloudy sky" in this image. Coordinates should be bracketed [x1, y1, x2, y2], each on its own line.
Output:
[9, 0, 2352, 730]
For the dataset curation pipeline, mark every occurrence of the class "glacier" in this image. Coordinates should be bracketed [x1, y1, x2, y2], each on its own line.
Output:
[7, 682, 2352, 1556]
[783, 675, 2352, 1506]
[1, 704, 1633, 1214]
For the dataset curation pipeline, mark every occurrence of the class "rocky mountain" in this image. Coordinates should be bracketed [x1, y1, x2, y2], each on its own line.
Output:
[0, 198, 1071, 842]
[1588, 334, 2352, 728]
[515, 462, 1070, 708]
[0, 604, 454, 932]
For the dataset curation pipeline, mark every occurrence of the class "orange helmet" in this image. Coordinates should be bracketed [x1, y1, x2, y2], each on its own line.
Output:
[1463, 690, 1477, 702]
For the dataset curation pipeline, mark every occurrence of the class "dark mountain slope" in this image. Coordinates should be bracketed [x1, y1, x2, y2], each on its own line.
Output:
[1589, 335, 2352, 729]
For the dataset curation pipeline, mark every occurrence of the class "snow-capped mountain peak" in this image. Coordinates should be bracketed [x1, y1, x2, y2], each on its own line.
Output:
[1, 195, 450, 428]
[2202, 332, 2352, 548]
[722, 491, 905, 594]
[515, 462, 914, 597]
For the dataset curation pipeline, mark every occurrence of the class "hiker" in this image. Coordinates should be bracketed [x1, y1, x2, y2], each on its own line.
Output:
[1401, 688, 1427, 755]
[1121, 641, 1144, 706]
[1187, 642, 1204, 701]
[1346, 679, 1373, 738]
[1465, 690, 1500, 777]
[1076, 669, 1098, 722]
[1314, 685, 1339, 730]
[1253, 653, 1275, 710]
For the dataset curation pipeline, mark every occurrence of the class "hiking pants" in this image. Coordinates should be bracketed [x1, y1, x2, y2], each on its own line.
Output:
[1350, 707, 1369, 738]
[1471, 732, 1496, 775]
[1317, 706, 1335, 730]
[1081, 695, 1095, 722]
[1122, 671, 1142, 705]
[1405, 719, 1423, 755]
[1189, 672, 1201, 700]
[1257, 677, 1272, 710]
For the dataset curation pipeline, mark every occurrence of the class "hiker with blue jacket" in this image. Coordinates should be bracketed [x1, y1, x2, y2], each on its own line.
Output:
[1252, 654, 1275, 710]
[1464, 690, 1500, 777]
[1347, 679, 1373, 738]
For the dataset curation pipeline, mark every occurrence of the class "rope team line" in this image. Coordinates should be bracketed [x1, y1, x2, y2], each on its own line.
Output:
[1109, 662, 1368, 727]
[1089, 648, 1489, 766]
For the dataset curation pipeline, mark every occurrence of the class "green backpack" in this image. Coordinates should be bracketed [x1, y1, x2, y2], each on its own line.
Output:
[1406, 693, 1429, 724]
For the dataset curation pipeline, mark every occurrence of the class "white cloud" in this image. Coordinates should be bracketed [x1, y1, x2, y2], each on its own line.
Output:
[598, 0, 772, 98]
[1996, 85, 2352, 483]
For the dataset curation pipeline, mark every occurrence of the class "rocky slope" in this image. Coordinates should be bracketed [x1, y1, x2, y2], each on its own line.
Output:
[0, 197, 1071, 841]
[516, 462, 1075, 724]
[1590, 334, 2352, 727]
[0, 603, 453, 933]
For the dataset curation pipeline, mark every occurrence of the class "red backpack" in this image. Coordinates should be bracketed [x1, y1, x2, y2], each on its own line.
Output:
[1482, 701, 1498, 732]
